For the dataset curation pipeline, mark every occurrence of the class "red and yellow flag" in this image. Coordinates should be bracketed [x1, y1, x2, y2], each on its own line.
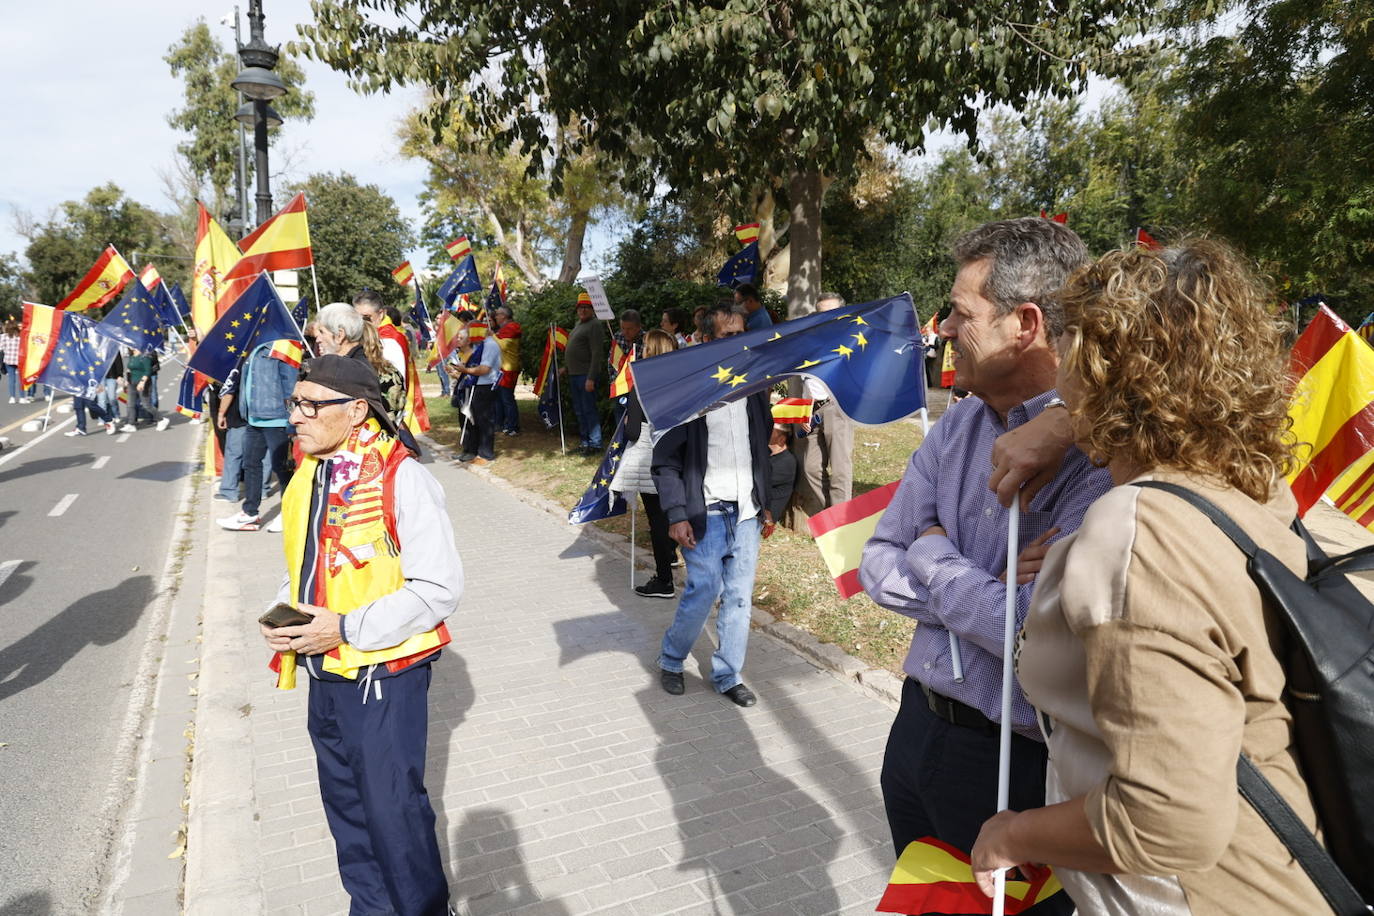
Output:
[807, 480, 901, 598]
[18, 302, 62, 387]
[772, 397, 813, 424]
[445, 236, 472, 261]
[609, 354, 634, 398]
[921, 312, 939, 337]
[227, 192, 313, 281]
[378, 316, 429, 436]
[609, 338, 629, 373]
[533, 325, 569, 397]
[940, 341, 956, 387]
[433, 311, 462, 363]
[192, 203, 242, 335]
[55, 246, 133, 312]
[1039, 209, 1068, 224]
[877, 837, 1063, 915]
[391, 261, 414, 286]
[467, 321, 489, 343]
[734, 222, 761, 245]
[139, 264, 163, 290]
[1287, 305, 1374, 513]
[268, 338, 305, 369]
[1135, 227, 1161, 250]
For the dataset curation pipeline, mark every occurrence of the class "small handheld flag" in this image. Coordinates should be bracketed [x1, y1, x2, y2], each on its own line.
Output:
[1038, 210, 1068, 224]
[609, 355, 634, 398]
[445, 236, 472, 261]
[139, 264, 163, 290]
[771, 397, 813, 424]
[268, 339, 304, 369]
[391, 261, 414, 286]
[568, 416, 629, 524]
[877, 837, 1062, 914]
[1135, 228, 1161, 250]
[734, 222, 761, 244]
[808, 481, 900, 597]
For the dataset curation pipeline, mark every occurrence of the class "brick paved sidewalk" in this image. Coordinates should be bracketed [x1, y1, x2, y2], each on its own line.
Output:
[186, 444, 897, 916]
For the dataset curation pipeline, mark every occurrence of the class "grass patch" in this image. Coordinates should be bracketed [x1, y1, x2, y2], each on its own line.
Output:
[426, 385, 948, 676]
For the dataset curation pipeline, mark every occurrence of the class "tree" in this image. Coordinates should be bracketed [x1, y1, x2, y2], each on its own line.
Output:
[20, 183, 172, 306]
[285, 172, 414, 306]
[0, 254, 28, 321]
[297, 1, 1156, 317]
[166, 20, 315, 227]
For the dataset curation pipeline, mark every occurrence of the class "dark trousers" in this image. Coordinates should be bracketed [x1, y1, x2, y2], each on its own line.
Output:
[73, 395, 111, 432]
[640, 492, 677, 580]
[882, 677, 1072, 915]
[494, 384, 519, 432]
[242, 424, 293, 517]
[460, 385, 496, 459]
[307, 664, 449, 916]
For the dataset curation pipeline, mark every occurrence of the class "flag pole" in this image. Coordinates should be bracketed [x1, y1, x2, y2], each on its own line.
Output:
[918, 407, 929, 436]
[551, 324, 566, 456]
[629, 497, 637, 590]
[40, 387, 55, 431]
[270, 272, 316, 358]
[992, 500, 1021, 916]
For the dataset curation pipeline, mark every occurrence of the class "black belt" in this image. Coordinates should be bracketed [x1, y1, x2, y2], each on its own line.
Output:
[921, 682, 999, 737]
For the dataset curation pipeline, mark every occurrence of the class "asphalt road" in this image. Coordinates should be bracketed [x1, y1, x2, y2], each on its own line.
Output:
[0, 380, 199, 915]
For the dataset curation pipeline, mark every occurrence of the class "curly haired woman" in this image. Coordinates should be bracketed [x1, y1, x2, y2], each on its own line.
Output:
[970, 240, 1327, 913]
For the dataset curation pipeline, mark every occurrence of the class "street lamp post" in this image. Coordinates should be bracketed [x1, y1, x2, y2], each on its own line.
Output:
[231, 0, 288, 226]
[223, 6, 250, 237]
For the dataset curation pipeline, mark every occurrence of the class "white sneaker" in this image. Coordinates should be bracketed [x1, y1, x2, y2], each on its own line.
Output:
[104, 421, 116, 435]
[216, 512, 261, 531]
[6, 397, 13, 404]
[156, 417, 170, 431]
[266, 517, 283, 533]
[119, 423, 136, 433]
[64, 429, 87, 437]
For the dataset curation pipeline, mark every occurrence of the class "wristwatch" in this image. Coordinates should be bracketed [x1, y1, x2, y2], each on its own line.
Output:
[1044, 396, 1067, 410]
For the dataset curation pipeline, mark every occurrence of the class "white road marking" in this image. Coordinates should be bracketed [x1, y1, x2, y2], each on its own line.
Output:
[116, 433, 131, 443]
[48, 494, 79, 517]
[0, 559, 21, 591]
[92, 455, 111, 470]
[0, 415, 75, 469]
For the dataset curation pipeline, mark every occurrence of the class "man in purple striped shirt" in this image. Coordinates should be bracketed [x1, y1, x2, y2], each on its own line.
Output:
[859, 218, 1109, 906]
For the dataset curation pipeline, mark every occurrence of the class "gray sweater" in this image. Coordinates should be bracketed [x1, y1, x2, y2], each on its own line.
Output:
[564, 318, 604, 381]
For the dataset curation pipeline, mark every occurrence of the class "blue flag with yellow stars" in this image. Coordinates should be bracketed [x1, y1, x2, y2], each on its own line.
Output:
[568, 415, 629, 524]
[717, 240, 759, 288]
[150, 283, 183, 329]
[98, 279, 166, 351]
[634, 292, 925, 433]
[36, 311, 119, 399]
[411, 285, 433, 346]
[537, 360, 561, 430]
[187, 273, 302, 383]
[291, 295, 311, 328]
[168, 282, 192, 321]
[437, 254, 483, 307]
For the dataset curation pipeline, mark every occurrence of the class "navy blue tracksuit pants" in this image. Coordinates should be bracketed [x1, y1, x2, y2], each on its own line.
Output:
[307, 662, 449, 916]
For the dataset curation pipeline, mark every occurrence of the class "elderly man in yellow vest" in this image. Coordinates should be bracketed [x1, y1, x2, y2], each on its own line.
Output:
[261, 355, 462, 916]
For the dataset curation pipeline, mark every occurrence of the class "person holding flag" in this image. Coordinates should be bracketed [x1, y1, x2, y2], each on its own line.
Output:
[857, 218, 1106, 912]
[491, 305, 522, 436]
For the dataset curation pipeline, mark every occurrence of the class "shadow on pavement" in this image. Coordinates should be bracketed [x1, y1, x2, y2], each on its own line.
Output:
[0, 509, 15, 530]
[0, 559, 35, 610]
[449, 808, 572, 916]
[0, 454, 93, 486]
[0, 891, 51, 915]
[0, 574, 154, 702]
[428, 649, 474, 889]
[117, 460, 195, 482]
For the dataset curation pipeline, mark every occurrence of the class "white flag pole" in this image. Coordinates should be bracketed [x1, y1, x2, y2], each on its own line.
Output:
[992, 500, 1021, 916]
[40, 387, 55, 431]
[919, 407, 929, 436]
[629, 497, 637, 589]
[551, 325, 566, 456]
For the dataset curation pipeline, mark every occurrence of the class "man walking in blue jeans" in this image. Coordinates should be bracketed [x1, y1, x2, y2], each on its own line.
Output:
[651, 303, 773, 707]
[561, 295, 604, 455]
[218, 337, 299, 532]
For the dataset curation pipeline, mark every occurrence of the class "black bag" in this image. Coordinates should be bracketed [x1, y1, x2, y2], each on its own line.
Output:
[1135, 482, 1373, 913]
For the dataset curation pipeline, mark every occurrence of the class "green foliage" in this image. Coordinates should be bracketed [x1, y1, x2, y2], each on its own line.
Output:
[166, 20, 315, 222]
[284, 173, 414, 307]
[21, 183, 171, 306]
[0, 253, 28, 321]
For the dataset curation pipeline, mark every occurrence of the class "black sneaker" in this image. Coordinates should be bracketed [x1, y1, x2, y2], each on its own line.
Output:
[660, 670, 685, 695]
[456, 452, 476, 462]
[722, 683, 757, 707]
[635, 577, 675, 599]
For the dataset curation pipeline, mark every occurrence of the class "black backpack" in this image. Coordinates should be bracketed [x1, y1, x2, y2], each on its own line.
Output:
[1135, 482, 1373, 914]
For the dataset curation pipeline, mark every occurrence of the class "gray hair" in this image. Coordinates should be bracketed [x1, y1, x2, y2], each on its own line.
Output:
[620, 308, 642, 324]
[317, 302, 366, 343]
[816, 291, 846, 309]
[951, 217, 1088, 338]
[710, 301, 747, 320]
[351, 289, 385, 312]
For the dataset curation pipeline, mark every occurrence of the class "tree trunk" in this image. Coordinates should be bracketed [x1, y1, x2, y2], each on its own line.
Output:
[483, 204, 546, 289]
[557, 207, 590, 284]
[785, 169, 825, 318]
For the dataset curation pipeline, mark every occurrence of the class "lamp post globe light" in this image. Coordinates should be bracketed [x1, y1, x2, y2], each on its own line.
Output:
[231, 0, 288, 225]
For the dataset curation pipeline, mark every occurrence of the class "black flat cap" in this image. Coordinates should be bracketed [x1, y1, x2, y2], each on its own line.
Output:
[299, 355, 403, 440]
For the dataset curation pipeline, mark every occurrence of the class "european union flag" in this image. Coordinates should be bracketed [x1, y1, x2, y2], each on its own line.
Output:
[37, 311, 119, 399]
[97, 279, 166, 351]
[633, 292, 926, 433]
[168, 283, 192, 321]
[538, 361, 561, 430]
[175, 366, 205, 418]
[187, 273, 302, 383]
[291, 295, 311, 328]
[437, 254, 482, 307]
[717, 240, 759, 288]
[568, 415, 629, 524]
[150, 283, 183, 329]
[410, 286, 433, 346]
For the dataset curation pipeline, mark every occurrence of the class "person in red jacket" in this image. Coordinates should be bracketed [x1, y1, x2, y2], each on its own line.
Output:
[491, 306, 522, 436]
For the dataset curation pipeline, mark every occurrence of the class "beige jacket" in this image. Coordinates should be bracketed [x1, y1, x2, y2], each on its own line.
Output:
[1018, 468, 1326, 914]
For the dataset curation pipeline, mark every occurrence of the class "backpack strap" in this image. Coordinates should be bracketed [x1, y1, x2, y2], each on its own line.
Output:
[1132, 481, 1260, 556]
[1238, 756, 1371, 915]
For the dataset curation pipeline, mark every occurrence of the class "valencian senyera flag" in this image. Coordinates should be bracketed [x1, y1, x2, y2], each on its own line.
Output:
[809, 480, 900, 598]
[877, 837, 1063, 915]
[98, 279, 166, 351]
[55, 245, 134, 312]
[1286, 304, 1374, 514]
[187, 273, 302, 384]
[568, 415, 629, 524]
[33, 309, 120, 399]
[175, 366, 205, 419]
[634, 292, 926, 435]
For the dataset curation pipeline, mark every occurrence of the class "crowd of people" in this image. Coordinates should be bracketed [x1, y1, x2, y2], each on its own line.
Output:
[177, 214, 1340, 915]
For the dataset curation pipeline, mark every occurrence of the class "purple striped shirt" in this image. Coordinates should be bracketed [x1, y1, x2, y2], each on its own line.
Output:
[859, 389, 1111, 739]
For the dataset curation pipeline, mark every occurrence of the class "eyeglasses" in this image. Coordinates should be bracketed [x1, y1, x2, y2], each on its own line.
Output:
[285, 396, 356, 418]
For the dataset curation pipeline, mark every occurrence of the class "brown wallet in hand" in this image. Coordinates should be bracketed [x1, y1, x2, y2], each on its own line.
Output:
[258, 602, 313, 629]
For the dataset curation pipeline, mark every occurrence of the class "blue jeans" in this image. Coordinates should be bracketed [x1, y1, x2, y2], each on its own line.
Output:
[659, 504, 762, 692]
[437, 365, 451, 397]
[569, 374, 601, 447]
[241, 424, 292, 517]
[73, 395, 112, 432]
[98, 378, 118, 418]
[5, 364, 17, 399]
[494, 385, 519, 432]
[219, 425, 274, 501]
[148, 373, 159, 408]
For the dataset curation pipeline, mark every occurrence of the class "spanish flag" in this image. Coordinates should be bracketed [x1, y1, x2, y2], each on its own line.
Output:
[807, 480, 901, 598]
[467, 321, 489, 342]
[392, 261, 414, 286]
[772, 397, 813, 424]
[139, 263, 163, 290]
[192, 203, 242, 335]
[18, 302, 62, 387]
[877, 837, 1063, 915]
[1287, 305, 1374, 513]
[228, 192, 313, 280]
[377, 316, 430, 435]
[735, 222, 761, 245]
[940, 341, 956, 387]
[609, 354, 634, 398]
[533, 325, 569, 398]
[268, 338, 305, 369]
[55, 245, 133, 312]
[921, 312, 939, 337]
[445, 236, 472, 261]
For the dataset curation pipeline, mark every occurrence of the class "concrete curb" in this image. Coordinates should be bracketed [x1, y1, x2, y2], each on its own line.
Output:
[421, 433, 903, 712]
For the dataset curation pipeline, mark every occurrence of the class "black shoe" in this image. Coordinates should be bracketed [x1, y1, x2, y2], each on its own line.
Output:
[722, 684, 757, 707]
[581, 445, 602, 456]
[635, 577, 675, 599]
[660, 670, 685, 695]
[456, 452, 476, 462]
